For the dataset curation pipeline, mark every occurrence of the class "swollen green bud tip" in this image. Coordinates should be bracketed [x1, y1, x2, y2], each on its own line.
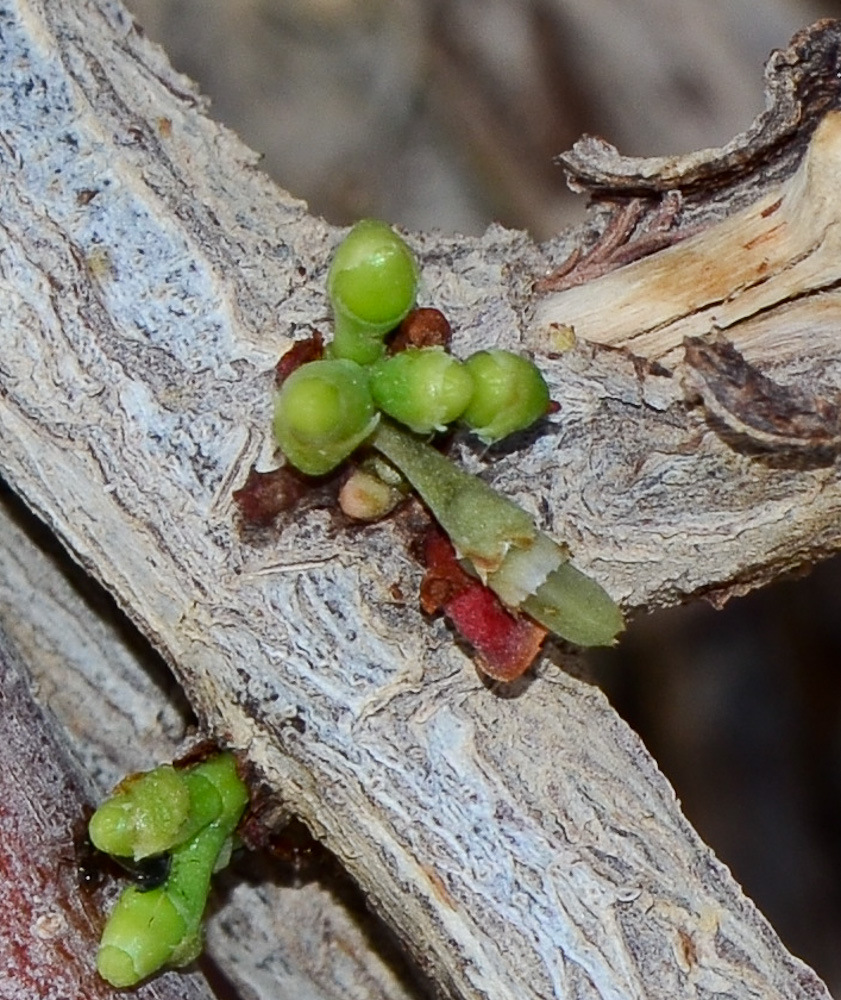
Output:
[370, 348, 474, 434]
[88, 764, 190, 860]
[328, 219, 419, 363]
[462, 349, 550, 443]
[273, 358, 379, 475]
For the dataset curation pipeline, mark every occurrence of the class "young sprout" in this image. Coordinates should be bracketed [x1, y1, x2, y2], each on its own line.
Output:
[327, 219, 419, 365]
[462, 349, 550, 443]
[370, 347, 474, 434]
[372, 420, 623, 647]
[91, 753, 249, 988]
[273, 358, 379, 475]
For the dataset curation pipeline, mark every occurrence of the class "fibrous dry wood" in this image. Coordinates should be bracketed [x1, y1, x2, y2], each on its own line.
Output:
[1, 2, 840, 998]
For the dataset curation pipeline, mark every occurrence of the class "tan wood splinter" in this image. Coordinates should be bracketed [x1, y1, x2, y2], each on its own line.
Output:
[532, 111, 841, 369]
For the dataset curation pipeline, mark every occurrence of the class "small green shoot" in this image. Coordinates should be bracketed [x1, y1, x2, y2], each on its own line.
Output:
[372, 421, 623, 646]
[90, 753, 249, 988]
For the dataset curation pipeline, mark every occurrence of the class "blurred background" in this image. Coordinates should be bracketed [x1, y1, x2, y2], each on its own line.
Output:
[124, 0, 841, 990]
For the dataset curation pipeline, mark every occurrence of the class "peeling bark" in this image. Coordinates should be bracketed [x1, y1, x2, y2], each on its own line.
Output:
[682, 335, 841, 455]
[529, 101, 841, 610]
[1, 2, 840, 998]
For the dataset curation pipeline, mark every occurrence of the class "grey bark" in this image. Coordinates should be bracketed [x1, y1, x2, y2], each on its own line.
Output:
[1, 1, 839, 998]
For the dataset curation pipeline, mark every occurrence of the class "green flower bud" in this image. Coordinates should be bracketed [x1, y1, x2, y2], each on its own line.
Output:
[462, 349, 550, 443]
[327, 219, 419, 364]
[370, 347, 474, 434]
[273, 358, 379, 476]
[97, 888, 186, 987]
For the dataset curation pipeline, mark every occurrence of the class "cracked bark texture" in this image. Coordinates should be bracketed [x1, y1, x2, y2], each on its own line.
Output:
[1, 2, 839, 998]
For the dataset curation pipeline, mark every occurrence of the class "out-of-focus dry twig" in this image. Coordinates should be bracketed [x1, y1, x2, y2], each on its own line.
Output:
[125, 0, 820, 236]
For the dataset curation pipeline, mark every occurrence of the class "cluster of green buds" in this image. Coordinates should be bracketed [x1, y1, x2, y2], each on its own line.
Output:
[88, 754, 249, 987]
[271, 219, 624, 651]
[273, 219, 550, 476]
[370, 345, 549, 442]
